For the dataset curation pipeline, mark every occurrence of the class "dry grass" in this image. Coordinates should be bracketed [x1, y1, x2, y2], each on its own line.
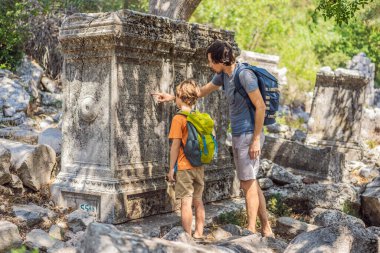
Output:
[350, 170, 373, 186]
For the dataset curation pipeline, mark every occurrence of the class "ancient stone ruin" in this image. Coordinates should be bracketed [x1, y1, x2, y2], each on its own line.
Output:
[51, 10, 240, 224]
[237, 50, 287, 85]
[261, 136, 345, 182]
[306, 67, 369, 160]
[347, 52, 376, 107]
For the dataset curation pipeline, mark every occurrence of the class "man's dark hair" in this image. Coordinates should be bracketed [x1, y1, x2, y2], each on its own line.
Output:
[206, 40, 235, 66]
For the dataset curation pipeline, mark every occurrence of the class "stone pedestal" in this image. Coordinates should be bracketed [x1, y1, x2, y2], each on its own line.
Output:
[306, 68, 369, 160]
[51, 10, 239, 224]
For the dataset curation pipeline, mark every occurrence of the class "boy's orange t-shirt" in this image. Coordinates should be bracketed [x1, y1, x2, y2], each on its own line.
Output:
[168, 114, 194, 170]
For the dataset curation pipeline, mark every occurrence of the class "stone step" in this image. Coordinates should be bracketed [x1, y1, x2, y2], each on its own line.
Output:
[116, 197, 246, 238]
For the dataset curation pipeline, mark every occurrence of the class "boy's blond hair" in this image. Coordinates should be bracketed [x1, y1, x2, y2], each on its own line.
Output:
[175, 79, 200, 106]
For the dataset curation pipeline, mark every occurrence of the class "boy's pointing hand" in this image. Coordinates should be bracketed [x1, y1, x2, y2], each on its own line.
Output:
[151, 92, 175, 103]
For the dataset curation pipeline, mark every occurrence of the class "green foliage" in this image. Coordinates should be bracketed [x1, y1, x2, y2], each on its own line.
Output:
[342, 200, 361, 218]
[366, 139, 378, 149]
[191, 0, 380, 96]
[263, 126, 269, 135]
[267, 193, 292, 217]
[1, 0, 149, 71]
[314, 0, 373, 25]
[191, 0, 323, 93]
[2, 0, 378, 95]
[276, 116, 287, 126]
[276, 115, 306, 131]
[10, 245, 39, 253]
[124, 0, 149, 12]
[320, 52, 351, 70]
[217, 208, 248, 227]
[313, 1, 380, 87]
[0, 0, 35, 70]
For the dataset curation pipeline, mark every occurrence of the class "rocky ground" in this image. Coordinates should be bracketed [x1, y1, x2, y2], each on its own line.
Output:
[1, 57, 380, 253]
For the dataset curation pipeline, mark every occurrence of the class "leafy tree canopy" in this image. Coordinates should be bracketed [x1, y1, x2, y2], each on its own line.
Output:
[191, 0, 380, 94]
[314, 0, 374, 25]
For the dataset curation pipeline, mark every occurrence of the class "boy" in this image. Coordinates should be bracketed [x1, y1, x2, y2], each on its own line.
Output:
[167, 79, 205, 239]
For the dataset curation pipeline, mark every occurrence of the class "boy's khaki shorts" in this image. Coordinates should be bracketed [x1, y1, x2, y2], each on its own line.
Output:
[175, 166, 204, 199]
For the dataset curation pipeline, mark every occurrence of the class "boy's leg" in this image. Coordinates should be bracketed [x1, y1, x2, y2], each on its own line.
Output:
[192, 167, 205, 238]
[175, 170, 196, 235]
[193, 198, 205, 238]
[240, 179, 259, 233]
[181, 197, 193, 235]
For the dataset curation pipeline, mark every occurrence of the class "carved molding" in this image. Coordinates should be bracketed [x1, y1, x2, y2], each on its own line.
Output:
[53, 165, 235, 195]
[59, 10, 239, 61]
[316, 72, 369, 89]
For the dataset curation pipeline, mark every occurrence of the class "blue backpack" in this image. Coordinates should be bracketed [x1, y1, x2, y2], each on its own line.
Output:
[233, 63, 280, 125]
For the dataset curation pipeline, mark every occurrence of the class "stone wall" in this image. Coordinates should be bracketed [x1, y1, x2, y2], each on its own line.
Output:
[51, 10, 240, 223]
[306, 68, 369, 160]
[347, 52, 376, 107]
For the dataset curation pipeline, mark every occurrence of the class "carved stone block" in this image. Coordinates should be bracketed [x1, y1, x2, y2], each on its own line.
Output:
[51, 10, 239, 223]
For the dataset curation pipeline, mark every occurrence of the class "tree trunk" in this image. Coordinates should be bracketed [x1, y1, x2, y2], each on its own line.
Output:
[149, 0, 202, 21]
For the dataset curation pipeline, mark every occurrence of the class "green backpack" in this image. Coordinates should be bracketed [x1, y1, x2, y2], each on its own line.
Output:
[177, 110, 218, 167]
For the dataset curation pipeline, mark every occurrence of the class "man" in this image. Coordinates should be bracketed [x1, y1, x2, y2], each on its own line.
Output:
[152, 40, 273, 237]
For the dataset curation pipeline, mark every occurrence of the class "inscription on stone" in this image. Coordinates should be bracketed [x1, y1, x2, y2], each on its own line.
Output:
[62, 192, 100, 217]
[80, 203, 96, 212]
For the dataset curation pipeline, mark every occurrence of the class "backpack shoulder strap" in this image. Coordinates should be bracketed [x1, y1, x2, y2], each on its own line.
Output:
[221, 72, 225, 91]
[174, 111, 194, 149]
[233, 63, 252, 98]
[233, 63, 256, 122]
[177, 110, 189, 117]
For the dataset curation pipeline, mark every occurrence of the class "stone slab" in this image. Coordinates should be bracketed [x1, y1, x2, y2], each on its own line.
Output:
[261, 135, 345, 182]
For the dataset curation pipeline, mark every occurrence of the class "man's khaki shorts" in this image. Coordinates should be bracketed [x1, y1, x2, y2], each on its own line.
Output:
[175, 166, 204, 199]
[232, 132, 265, 181]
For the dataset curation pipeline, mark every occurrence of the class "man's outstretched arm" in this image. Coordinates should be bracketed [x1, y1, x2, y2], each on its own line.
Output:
[151, 82, 220, 102]
[198, 82, 220, 98]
